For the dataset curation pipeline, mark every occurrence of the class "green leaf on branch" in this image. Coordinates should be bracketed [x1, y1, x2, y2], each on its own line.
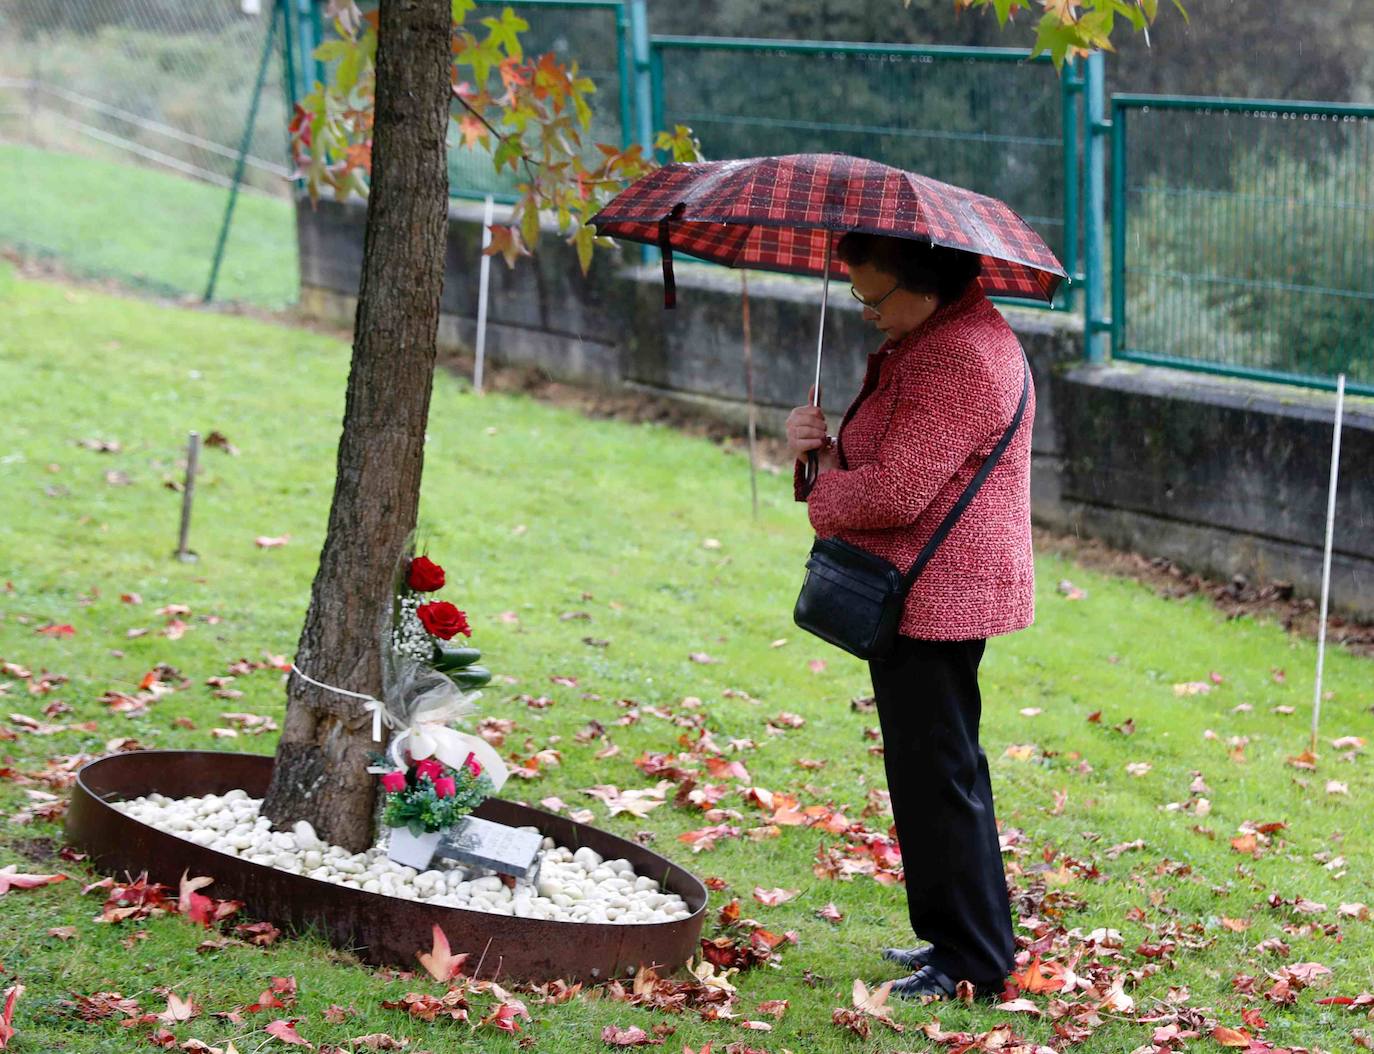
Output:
[481, 8, 529, 60]
[572, 224, 596, 275]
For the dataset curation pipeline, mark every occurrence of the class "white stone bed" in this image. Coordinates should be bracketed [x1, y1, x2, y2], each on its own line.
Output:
[113, 791, 694, 925]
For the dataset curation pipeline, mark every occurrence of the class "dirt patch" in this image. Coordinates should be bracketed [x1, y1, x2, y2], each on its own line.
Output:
[5, 834, 60, 865]
[1035, 527, 1374, 659]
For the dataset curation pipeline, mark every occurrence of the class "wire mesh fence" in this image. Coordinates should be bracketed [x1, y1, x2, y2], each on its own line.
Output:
[1112, 96, 1374, 395]
[0, 0, 298, 305]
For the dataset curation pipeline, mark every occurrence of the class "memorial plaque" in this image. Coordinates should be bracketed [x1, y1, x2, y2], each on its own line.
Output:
[435, 815, 542, 882]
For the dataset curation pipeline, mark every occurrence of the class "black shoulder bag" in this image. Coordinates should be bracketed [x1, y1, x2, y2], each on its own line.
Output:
[793, 354, 1029, 660]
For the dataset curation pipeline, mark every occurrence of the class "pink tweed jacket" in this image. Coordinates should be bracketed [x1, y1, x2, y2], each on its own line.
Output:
[795, 286, 1035, 641]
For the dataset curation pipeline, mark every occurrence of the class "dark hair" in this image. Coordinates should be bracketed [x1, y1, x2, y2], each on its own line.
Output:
[835, 232, 982, 305]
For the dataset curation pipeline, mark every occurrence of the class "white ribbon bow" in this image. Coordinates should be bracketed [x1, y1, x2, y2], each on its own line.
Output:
[294, 663, 508, 792]
[382, 686, 509, 792]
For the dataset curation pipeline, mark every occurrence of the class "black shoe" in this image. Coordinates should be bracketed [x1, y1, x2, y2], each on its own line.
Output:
[888, 964, 959, 1000]
[881, 945, 933, 970]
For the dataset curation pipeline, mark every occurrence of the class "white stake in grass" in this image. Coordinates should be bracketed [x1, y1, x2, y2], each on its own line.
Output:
[1310, 373, 1346, 754]
[473, 194, 495, 394]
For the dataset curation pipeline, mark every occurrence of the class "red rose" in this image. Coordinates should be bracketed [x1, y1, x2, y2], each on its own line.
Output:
[379, 771, 407, 793]
[416, 601, 470, 641]
[407, 555, 446, 592]
[463, 752, 482, 778]
[432, 776, 457, 799]
[414, 758, 444, 782]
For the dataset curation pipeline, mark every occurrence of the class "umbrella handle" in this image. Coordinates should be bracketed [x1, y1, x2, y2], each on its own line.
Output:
[804, 450, 818, 488]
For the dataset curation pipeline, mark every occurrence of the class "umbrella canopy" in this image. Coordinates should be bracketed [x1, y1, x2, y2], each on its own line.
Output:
[591, 152, 1067, 305]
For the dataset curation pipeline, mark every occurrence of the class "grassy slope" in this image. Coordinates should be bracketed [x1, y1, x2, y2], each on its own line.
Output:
[0, 261, 1371, 1053]
[0, 142, 297, 307]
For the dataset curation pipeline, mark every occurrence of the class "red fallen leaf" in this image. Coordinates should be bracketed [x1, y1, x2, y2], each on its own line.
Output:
[1241, 1008, 1269, 1030]
[816, 903, 844, 923]
[601, 1024, 662, 1046]
[1009, 956, 1067, 994]
[178, 871, 216, 924]
[255, 535, 291, 549]
[235, 921, 282, 946]
[147, 1026, 177, 1048]
[677, 824, 741, 853]
[1212, 1025, 1253, 1046]
[0, 984, 22, 1050]
[756, 999, 789, 1018]
[752, 886, 799, 907]
[1280, 962, 1332, 985]
[265, 1018, 312, 1047]
[47, 925, 78, 940]
[703, 757, 751, 784]
[36, 624, 76, 637]
[121, 592, 142, 604]
[480, 996, 530, 1033]
[417, 924, 468, 982]
[807, 659, 827, 673]
[688, 653, 720, 665]
[0, 865, 67, 895]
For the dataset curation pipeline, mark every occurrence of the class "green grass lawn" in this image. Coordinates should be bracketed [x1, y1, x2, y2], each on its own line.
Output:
[0, 142, 298, 307]
[1, 260, 1371, 1053]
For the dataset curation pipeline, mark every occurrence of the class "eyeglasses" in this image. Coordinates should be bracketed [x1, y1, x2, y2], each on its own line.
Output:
[850, 281, 900, 316]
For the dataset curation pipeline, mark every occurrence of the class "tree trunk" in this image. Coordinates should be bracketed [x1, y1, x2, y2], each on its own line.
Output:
[262, 0, 452, 852]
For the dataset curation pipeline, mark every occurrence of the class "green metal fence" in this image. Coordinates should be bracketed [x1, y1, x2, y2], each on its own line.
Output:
[649, 36, 1081, 309]
[1111, 94, 1374, 396]
[0, 0, 298, 306]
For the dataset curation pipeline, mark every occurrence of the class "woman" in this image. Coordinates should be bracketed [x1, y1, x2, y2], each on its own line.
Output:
[785, 232, 1034, 1000]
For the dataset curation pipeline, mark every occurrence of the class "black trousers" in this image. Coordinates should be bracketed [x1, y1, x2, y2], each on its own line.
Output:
[869, 635, 1015, 987]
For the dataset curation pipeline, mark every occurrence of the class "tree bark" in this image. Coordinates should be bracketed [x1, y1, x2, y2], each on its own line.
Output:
[262, 0, 452, 852]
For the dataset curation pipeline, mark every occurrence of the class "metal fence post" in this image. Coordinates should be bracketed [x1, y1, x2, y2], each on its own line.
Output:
[204, 0, 281, 302]
[628, 0, 654, 155]
[1059, 57, 1083, 312]
[1083, 51, 1109, 363]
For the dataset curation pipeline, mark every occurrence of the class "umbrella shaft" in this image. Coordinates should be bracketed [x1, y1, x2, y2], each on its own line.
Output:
[812, 237, 832, 407]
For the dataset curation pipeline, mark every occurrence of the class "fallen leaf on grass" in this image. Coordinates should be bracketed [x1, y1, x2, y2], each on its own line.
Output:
[1173, 682, 1212, 697]
[816, 903, 843, 923]
[37, 623, 77, 637]
[0, 984, 22, 1050]
[1212, 1025, 1253, 1047]
[416, 925, 468, 982]
[156, 992, 200, 1024]
[1125, 762, 1152, 777]
[832, 979, 902, 1038]
[255, 535, 291, 549]
[265, 1018, 312, 1047]
[601, 1024, 662, 1046]
[0, 865, 67, 895]
[994, 998, 1042, 1015]
[752, 887, 799, 906]
[688, 653, 720, 665]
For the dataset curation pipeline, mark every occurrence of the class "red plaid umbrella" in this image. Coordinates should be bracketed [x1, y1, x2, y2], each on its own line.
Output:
[590, 152, 1067, 306]
[591, 153, 1066, 483]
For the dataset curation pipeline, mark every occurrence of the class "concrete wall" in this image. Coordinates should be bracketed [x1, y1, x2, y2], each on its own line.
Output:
[297, 196, 1374, 619]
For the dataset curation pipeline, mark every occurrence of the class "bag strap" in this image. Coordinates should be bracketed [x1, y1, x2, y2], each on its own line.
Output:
[899, 352, 1030, 593]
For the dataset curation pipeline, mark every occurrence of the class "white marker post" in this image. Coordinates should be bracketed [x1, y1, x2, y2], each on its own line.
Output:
[1310, 373, 1346, 754]
[473, 194, 495, 394]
